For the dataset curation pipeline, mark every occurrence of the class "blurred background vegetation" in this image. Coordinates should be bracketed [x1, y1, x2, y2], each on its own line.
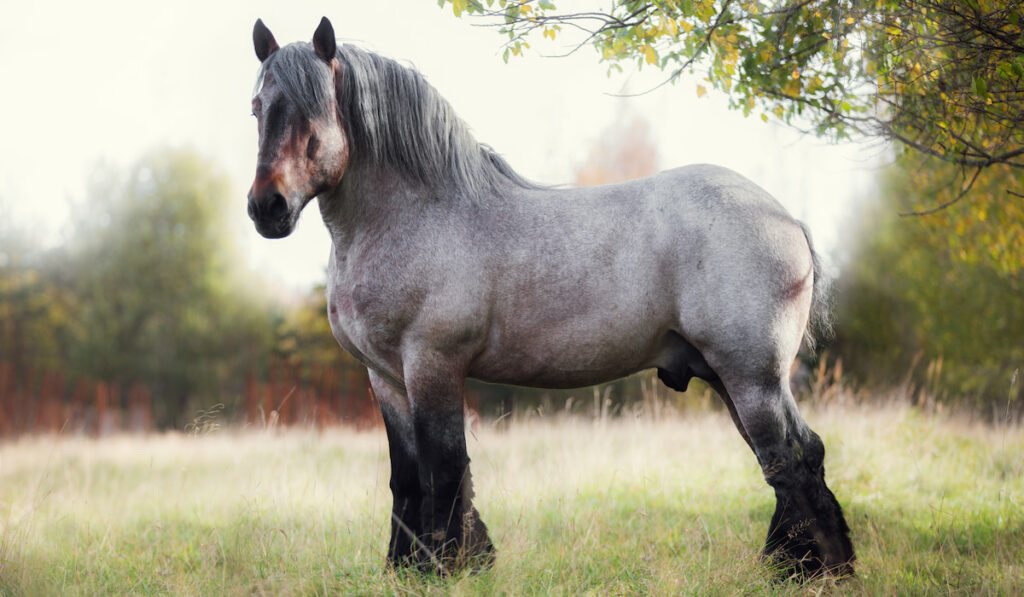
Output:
[2, 0, 1021, 434]
[833, 156, 1023, 416]
[0, 149, 361, 430]
[1, 128, 1020, 433]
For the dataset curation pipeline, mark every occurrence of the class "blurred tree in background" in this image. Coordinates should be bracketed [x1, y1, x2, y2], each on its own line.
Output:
[0, 148, 372, 430]
[0, 205, 74, 379]
[2, 151, 267, 427]
[62, 149, 274, 425]
[574, 112, 660, 186]
[834, 155, 1022, 412]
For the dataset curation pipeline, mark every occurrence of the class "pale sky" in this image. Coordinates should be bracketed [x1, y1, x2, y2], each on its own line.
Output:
[0, 0, 881, 288]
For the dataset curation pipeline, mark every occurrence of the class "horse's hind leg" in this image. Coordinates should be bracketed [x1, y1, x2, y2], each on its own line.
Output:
[707, 380, 753, 450]
[656, 332, 753, 449]
[723, 375, 854, 578]
[369, 372, 422, 567]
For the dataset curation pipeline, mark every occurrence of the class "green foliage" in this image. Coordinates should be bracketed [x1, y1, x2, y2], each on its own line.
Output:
[60, 149, 273, 424]
[273, 285, 347, 369]
[0, 215, 74, 375]
[0, 149, 290, 426]
[834, 155, 1023, 408]
[442, 0, 1024, 172]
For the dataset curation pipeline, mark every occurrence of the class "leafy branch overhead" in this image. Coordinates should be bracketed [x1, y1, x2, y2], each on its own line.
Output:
[442, 0, 1024, 175]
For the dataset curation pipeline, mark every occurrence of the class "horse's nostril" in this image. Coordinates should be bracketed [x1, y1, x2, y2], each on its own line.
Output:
[267, 193, 289, 219]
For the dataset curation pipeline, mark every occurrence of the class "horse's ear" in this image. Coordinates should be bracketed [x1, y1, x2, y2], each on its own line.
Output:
[312, 16, 336, 62]
[253, 19, 279, 62]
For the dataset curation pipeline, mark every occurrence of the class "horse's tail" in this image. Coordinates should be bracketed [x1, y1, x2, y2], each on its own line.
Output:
[800, 222, 833, 353]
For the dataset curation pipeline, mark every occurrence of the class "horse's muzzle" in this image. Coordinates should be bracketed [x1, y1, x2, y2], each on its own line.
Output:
[247, 190, 294, 238]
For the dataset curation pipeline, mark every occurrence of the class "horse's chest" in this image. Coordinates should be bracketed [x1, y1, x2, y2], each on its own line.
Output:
[326, 277, 404, 380]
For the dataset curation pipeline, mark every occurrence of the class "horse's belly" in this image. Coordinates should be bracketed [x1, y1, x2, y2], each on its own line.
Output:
[468, 318, 666, 389]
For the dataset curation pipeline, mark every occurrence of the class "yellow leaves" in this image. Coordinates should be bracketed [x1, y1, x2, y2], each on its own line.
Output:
[451, 0, 468, 17]
[678, 19, 694, 33]
[543, 28, 556, 41]
[643, 45, 658, 65]
[782, 69, 801, 96]
[694, 0, 716, 23]
[660, 14, 678, 37]
[696, 85, 707, 98]
[845, 16, 855, 24]
[773, 104, 785, 119]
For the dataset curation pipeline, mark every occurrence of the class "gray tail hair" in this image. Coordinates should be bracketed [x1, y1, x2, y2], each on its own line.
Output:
[800, 223, 834, 353]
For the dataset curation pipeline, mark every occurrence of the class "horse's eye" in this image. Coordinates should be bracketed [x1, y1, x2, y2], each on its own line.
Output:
[307, 134, 320, 160]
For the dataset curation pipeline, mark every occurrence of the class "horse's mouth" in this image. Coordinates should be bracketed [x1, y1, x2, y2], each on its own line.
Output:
[252, 214, 296, 239]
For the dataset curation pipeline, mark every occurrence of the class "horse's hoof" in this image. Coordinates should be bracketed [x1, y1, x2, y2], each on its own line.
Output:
[762, 546, 855, 582]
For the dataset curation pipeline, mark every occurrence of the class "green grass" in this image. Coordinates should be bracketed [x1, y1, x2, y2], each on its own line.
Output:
[0, 404, 1021, 595]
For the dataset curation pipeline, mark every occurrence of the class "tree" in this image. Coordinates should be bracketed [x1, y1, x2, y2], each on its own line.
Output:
[834, 154, 1023, 410]
[441, 1, 1024, 193]
[66, 149, 273, 425]
[574, 112, 661, 185]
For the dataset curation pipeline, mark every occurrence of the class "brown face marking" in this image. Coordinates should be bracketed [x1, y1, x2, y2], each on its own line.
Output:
[248, 55, 350, 239]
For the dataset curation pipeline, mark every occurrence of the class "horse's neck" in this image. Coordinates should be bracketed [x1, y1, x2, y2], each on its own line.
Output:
[318, 165, 455, 252]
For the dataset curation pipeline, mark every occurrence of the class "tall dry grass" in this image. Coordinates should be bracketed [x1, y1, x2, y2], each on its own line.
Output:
[0, 373, 1021, 595]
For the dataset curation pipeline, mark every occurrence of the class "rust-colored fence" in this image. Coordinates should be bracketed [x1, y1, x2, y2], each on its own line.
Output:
[241, 359, 379, 430]
[0, 359, 380, 437]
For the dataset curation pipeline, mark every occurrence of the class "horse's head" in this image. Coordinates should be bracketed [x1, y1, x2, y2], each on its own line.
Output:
[248, 18, 349, 239]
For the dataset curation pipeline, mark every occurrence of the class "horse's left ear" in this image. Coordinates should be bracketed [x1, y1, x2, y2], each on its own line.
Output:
[313, 17, 336, 62]
[253, 19, 279, 62]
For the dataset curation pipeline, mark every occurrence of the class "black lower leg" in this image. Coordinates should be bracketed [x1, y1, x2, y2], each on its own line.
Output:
[414, 405, 493, 573]
[760, 429, 854, 578]
[380, 403, 422, 566]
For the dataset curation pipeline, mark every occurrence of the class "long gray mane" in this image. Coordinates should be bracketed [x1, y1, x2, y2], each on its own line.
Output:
[257, 42, 539, 198]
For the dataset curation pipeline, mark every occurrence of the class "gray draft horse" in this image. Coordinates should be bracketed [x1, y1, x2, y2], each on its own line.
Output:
[247, 17, 854, 578]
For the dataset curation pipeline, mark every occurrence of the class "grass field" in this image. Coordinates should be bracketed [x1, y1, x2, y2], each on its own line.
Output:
[0, 402, 1021, 596]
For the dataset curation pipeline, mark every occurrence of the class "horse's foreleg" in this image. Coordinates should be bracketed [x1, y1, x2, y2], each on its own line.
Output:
[369, 372, 423, 567]
[406, 365, 494, 574]
[726, 379, 855, 579]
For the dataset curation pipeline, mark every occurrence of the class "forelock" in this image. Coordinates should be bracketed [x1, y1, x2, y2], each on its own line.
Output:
[256, 43, 335, 119]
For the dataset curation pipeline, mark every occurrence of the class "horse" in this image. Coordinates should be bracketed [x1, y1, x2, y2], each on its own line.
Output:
[246, 17, 855, 579]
